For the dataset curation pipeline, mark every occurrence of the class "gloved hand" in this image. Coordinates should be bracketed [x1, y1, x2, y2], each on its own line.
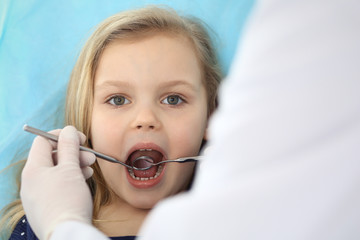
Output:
[20, 126, 96, 240]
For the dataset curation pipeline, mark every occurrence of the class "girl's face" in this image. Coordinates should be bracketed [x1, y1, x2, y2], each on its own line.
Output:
[91, 33, 208, 209]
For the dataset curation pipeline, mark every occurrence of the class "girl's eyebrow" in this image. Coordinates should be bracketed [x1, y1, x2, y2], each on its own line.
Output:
[159, 80, 197, 90]
[95, 80, 131, 89]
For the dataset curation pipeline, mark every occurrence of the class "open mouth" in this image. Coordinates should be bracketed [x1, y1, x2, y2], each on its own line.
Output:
[126, 149, 164, 181]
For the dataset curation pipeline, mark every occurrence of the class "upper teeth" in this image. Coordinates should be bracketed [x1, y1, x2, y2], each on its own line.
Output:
[139, 149, 153, 152]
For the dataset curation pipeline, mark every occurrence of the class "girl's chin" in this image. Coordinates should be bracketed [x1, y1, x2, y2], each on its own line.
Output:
[125, 195, 163, 209]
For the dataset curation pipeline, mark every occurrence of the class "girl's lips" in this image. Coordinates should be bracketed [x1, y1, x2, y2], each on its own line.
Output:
[125, 164, 166, 189]
[124, 142, 167, 189]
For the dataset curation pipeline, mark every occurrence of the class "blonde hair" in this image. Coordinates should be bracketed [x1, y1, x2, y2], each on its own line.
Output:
[0, 161, 25, 239]
[0, 6, 222, 236]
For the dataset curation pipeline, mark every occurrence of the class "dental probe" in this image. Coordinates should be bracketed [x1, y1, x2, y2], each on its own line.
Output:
[23, 124, 202, 171]
[23, 124, 134, 169]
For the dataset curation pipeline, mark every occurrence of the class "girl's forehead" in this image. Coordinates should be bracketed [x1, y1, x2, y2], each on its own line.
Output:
[94, 33, 203, 88]
[102, 31, 200, 66]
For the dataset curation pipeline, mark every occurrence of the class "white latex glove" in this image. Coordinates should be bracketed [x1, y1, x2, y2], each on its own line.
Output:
[20, 126, 96, 240]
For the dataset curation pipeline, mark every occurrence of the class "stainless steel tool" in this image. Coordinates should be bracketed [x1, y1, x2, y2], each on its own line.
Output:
[23, 124, 202, 171]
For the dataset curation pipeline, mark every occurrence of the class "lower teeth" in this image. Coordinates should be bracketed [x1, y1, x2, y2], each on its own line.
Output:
[128, 165, 163, 181]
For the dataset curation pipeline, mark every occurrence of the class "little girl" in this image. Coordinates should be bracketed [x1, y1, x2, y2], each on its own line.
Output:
[1, 6, 222, 239]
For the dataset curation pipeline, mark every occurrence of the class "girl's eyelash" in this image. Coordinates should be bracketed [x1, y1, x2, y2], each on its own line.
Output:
[161, 94, 187, 105]
[106, 95, 130, 106]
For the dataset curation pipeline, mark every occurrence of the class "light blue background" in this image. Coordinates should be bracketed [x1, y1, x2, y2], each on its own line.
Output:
[0, 0, 254, 208]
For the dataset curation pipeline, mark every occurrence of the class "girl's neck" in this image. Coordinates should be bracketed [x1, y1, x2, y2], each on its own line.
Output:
[95, 198, 150, 237]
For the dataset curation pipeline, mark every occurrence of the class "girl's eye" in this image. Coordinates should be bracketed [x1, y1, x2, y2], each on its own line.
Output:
[162, 95, 184, 105]
[108, 95, 130, 106]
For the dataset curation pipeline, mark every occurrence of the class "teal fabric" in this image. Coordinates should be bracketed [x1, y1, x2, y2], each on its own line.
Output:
[0, 0, 254, 209]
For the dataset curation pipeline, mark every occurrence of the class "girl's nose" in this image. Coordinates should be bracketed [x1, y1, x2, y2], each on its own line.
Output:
[131, 106, 161, 130]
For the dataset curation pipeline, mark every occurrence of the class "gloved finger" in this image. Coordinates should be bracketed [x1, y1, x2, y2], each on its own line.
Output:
[52, 149, 95, 166]
[26, 135, 55, 169]
[47, 129, 62, 148]
[57, 126, 81, 166]
[47, 129, 87, 149]
[78, 131, 87, 145]
[81, 166, 94, 179]
[49, 131, 89, 166]
[79, 151, 96, 168]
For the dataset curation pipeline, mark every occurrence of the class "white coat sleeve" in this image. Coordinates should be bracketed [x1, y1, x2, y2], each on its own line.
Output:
[138, 0, 360, 239]
[50, 221, 109, 240]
